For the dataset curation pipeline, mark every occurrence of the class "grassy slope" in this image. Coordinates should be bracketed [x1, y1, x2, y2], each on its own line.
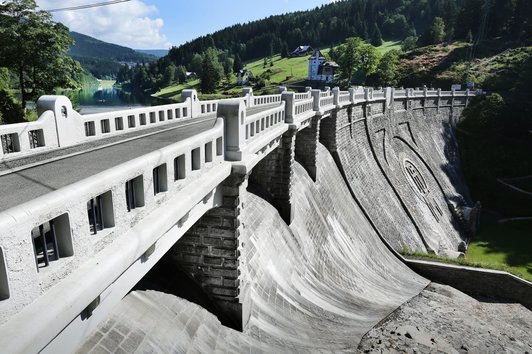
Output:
[154, 40, 401, 101]
[402, 218, 532, 281]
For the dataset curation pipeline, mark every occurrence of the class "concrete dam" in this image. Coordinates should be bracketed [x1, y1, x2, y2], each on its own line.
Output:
[0, 87, 530, 353]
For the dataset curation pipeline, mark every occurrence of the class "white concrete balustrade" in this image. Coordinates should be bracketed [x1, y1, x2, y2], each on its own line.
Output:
[294, 91, 312, 101]
[0, 111, 58, 159]
[0, 86, 476, 163]
[0, 118, 227, 326]
[252, 93, 282, 107]
[79, 101, 191, 140]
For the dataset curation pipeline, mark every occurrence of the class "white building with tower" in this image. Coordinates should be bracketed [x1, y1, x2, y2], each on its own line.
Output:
[308, 50, 339, 83]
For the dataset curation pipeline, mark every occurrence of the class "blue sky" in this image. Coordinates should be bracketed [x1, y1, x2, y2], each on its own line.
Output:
[35, 0, 334, 49]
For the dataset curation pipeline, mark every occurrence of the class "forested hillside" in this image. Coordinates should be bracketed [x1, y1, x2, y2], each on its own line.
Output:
[167, 0, 531, 66]
[117, 0, 531, 95]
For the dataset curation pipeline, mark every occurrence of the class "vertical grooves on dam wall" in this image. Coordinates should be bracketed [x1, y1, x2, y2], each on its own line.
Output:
[325, 108, 427, 253]
[361, 114, 432, 251]
[327, 102, 473, 255]
[318, 118, 418, 257]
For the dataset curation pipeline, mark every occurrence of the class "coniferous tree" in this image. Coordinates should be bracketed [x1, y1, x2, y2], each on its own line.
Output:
[200, 48, 222, 93]
[281, 42, 289, 58]
[371, 23, 383, 47]
[233, 54, 243, 73]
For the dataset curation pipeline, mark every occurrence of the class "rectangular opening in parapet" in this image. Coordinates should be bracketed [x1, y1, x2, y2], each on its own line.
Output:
[84, 122, 95, 137]
[87, 191, 115, 235]
[159, 111, 165, 122]
[205, 142, 213, 163]
[149, 112, 156, 123]
[140, 113, 147, 126]
[128, 115, 136, 128]
[174, 154, 186, 180]
[115, 117, 124, 131]
[153, 164, 168, 195]
[183, 107, 188, 117]
[28, 129, 45, 149]
[0, 247, 10, 300]
[126, 175, 145, 211]
[216, 137, 223, 156]
[1, 133, 20, 154]
[101, 119, 111, 134]
[175, 108, 181, 119]
[31, 213, 73, 271]
[167, 109, 173, 120]
[191, 147, 201, 171]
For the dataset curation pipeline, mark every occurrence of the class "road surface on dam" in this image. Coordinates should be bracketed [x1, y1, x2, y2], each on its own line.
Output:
[0, 117, 217, 213]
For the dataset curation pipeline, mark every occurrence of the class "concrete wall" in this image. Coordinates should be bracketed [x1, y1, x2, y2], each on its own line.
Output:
[405, 258, 532, 311]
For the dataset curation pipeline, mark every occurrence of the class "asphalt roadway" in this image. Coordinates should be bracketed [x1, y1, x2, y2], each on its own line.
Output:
[0, 116, 217, 213]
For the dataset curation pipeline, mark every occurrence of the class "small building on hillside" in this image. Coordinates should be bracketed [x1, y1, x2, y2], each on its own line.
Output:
[237, 69, 254, 85]
[291, 45, 314, 57]
[308, 50, 339, 83]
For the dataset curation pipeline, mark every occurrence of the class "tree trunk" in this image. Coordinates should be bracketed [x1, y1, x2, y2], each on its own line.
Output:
[18, 64, 26, 115]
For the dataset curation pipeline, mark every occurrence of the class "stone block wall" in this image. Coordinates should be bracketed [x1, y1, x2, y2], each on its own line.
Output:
[249, 130, 296, 224]
[294, 116, 321, 181]
[168, 174, 247, 330]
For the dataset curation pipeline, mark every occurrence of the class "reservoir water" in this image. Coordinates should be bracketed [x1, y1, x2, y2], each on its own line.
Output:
[67, 83, 165, 115]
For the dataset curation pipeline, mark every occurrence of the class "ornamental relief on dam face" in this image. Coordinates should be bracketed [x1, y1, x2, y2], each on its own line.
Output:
[402, 159, 444, 223]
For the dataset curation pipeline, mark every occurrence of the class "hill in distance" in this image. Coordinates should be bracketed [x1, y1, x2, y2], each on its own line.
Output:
[69, 31, 157, 79]
[69, 31, 156, 62]
[135, 49, 169, 58]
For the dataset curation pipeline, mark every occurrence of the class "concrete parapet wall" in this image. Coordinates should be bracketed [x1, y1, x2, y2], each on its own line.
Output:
[405, 258, 532, 311]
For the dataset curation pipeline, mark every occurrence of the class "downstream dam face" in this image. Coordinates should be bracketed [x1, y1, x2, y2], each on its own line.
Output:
[79, 144, 530, 353]
[326, 91, 477, 255]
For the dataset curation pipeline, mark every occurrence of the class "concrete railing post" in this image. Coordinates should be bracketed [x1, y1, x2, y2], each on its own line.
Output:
[37, 95, 84, 148]
[181, 89, 200, 117]
[465, 89, 470, 106]
[437, 88, 442, 111]
[281, 91, 296, 123]
[364, 87, 373, 101]
[332, 87, 340, 106]
[348, 87, 356, 104]
[217, 99, 246, 161]
[385, 87, 393, 111]
[311, 89, 321, 111]
[242, 87, 253, 108]
[278, 86, 287, 93]
[305, 86, 312, 92]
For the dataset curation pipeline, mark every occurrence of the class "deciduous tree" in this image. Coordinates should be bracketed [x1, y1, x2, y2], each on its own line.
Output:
[0, 0, 82, 113]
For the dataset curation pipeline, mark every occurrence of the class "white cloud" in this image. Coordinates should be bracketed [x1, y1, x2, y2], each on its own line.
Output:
[35, 0, 170, 49]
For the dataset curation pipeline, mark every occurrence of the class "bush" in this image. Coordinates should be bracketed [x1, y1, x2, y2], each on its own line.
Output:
[0, 89, 24, 124]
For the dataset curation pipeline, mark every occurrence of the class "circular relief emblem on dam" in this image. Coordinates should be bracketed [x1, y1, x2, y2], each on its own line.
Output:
[403, 159, 429, 197]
